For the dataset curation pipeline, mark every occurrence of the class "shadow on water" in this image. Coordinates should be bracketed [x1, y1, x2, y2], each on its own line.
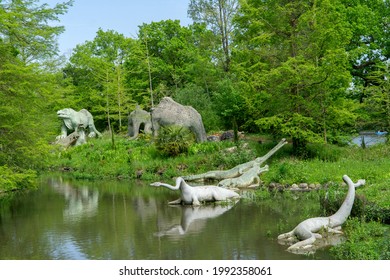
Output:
[0, 176, 333, 260]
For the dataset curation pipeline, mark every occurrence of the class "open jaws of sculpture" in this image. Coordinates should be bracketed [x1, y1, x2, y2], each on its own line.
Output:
[182, 139, 287, 189]
[218, 164, 269, 188]
[278, 175, 365, 254]
[150, 177, 240, 206]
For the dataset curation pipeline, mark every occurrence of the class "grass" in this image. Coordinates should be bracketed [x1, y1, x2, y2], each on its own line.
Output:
[48, 133, 390, 259]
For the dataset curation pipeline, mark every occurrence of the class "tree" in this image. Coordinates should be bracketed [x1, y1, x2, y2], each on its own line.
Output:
[127, 20, 217, 106]
[0, 0, 72, 184]
[65, 29, 132, 132]
[361, 64, 390, 131]
[0, 0, 73, 63]
[188, 0, 239, 72]
[344, 0, 390, 103]
[234, 0, 358, 152]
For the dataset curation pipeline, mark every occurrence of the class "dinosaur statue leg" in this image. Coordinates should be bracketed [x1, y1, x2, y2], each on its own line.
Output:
[327, 227, 343, 234]
[168, 198, 182, 205]
[277, 230, 295, 240]
[192, 196, 201, 206]
[287, 234, 318, 251]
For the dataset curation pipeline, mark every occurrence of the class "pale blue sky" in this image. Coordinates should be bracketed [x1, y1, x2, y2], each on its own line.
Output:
[42, 0, 192, 55]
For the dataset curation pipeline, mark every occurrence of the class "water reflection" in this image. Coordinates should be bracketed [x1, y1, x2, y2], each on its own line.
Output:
[155, 203, 237, 238]
[0, 176, 333, 260]
[50, 178, 99, 222]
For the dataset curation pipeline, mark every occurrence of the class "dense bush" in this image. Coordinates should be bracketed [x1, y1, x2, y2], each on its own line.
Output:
[155, 126, 196, 157]
[330, 218, 390, 260]
[0, 165, 37, 192]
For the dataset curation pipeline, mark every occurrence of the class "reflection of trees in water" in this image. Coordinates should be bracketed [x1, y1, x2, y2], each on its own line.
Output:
[0, 177, 333, 259]
[154, 203, 237, 238]
[50, 177, 99, 222]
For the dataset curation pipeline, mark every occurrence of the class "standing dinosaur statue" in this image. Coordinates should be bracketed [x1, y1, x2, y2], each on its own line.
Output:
[278, 175, 365, 252]
[150, 177, 240, 206]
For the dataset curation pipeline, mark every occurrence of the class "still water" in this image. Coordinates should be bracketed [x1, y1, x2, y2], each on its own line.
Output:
[0, 176, 333, 260]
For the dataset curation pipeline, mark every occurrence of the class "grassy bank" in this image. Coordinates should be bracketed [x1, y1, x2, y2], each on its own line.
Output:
[49, 134, 390, 209]
[48, 133, 389, 259]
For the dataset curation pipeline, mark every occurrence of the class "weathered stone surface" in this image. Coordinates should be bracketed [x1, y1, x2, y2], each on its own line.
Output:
[55, 108, 101, 146]
[218, 164, 269, 189]
[128, 97, 207, 142]
[127, 105, 152, 139]
[151, 97, 207, 142]
[183, 138, 287, 182]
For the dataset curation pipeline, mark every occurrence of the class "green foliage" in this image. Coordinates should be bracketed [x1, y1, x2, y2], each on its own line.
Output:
[234, 0, 357, 153]
[330, 218, 390, 260]
[173, 84, 222, 131]
[155, 126, 196, 157]
[212, 78, 247, 131]
[0, 0, 72, 189]
[0, 165, 37, 192]
[65, 29, 132, 132]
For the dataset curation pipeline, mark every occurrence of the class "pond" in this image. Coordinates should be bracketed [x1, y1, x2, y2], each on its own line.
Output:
[0, 176, 334, 260]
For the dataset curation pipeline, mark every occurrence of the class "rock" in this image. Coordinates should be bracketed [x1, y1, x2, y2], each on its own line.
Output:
[299, 183, 308, 189]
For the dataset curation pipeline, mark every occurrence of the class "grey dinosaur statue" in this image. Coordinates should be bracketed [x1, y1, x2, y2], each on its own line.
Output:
[151, 97, 207, 142]
[278, 175, 365, 252]
[183, 138, 287, 182]
[218, 164, 269, 188]
[56, 108, 102, 145]
[150, 177, 240, 206]
[127, 105, 153, 139]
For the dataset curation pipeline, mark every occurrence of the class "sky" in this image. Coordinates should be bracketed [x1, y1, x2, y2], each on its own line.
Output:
[42, 0, 193, 56]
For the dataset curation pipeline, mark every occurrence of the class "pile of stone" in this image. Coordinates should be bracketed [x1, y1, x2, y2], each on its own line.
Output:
[267, 182, 344, 191]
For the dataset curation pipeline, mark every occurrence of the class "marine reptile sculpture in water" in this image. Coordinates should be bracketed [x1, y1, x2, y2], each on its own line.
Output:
[278, 175, 365, 252]
[150, 177, 240, 206]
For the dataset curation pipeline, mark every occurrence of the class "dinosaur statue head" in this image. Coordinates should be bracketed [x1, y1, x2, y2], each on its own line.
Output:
[57, 108, 76, 130]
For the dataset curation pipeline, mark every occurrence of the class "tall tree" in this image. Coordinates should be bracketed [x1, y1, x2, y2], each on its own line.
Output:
[65, 29, 132, 132]
[127, 20, 215, 107]
[188, 0, 239, 72]
[0, 0, 72, 182]
[234, 0, 357, 151]
[344, 0, 390, 99]
[0, 0, 72, 63]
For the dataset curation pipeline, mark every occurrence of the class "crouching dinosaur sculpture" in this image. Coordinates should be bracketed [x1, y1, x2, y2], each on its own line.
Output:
[278, 175, 365, 253]
[150, 177, 240, 206]
[218, 164, 269, 188]
[183, 138, 287, 182]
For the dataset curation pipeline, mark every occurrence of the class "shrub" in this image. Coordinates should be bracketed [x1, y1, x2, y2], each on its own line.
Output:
[0, 165, 37, 192]
[330, 218, 389, 260]
[155, 126, 195, 157]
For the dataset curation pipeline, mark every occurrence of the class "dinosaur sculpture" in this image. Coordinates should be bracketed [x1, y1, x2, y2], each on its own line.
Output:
[127, 97, 207, 142]
[150, 177, 240, 206]
[277, 175, 365, 252]
[183, 138, 287, 182]
[56, 108, 101, 146]
[218, 164, 269, 188]
[151, 97, 207, 142]
[127, 105, 152, 139]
